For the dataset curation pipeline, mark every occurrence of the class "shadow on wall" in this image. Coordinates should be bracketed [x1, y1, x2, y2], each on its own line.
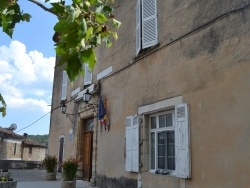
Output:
[96, 174, 137, 188]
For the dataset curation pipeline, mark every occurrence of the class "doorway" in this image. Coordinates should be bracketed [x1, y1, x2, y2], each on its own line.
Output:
[82, 119, 93, 181]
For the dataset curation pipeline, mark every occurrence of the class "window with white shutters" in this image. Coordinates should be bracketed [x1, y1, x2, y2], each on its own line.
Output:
[125, 114, 139, 172]
[136, 0, 158, 55]
[61, 71, 68, 101]
[84, 63, 92, 86]
[149, 104, 190, 178]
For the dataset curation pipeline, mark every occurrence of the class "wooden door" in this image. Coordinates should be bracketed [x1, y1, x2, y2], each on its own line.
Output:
[82, 132, 92, 181]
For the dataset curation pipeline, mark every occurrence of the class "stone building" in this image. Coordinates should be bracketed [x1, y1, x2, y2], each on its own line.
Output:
[22, 139, 47, 161]
[0, 127, 23, 160]
[48, 0, 250, 188]
[0, 127, 46, 163]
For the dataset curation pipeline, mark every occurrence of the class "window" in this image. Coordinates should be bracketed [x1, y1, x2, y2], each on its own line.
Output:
[14, 143, 17, 155]
[61, 71, 68, 101]
[148, 103, 191, 178]
[150, 111, 176, 173]
[84, 63, 92, 86]
[136, 0, 158, 55]
[29, 147, 32, 154]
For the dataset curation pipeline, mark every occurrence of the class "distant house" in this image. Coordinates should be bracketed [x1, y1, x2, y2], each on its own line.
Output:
[22, 138, 47, 161]
[0, 127, 46, 162]
[0, 126, 24, 160]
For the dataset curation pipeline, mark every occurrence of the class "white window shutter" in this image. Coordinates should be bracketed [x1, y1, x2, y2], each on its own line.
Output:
[125, 116, 133, 172]
[136, 0, 141, 55]
[175, 103, 191, 178]
[131, 114, 139, 172]
[61, 71, 68, 101]
[84, 63, 92, 86]
[142, 0, 158, 49]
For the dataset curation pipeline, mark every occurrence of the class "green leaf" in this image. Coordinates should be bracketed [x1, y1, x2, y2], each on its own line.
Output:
[96, 13, 108, 23]
[73, 0, 82, 3]
[96, 34, 101, 45]
[22, 13, 31, 22]
[79, 48, 96, 69]
[112, 32, 118, 40]
[103, 6, 112, 13]
[80, 38, 85, 48]
[82, 18, 87, 35]
[50, 3, 65, 14]
[54, 20, 66, 32]
[112, 19, 121, 29]
[0, 93, 6, 117]
[103, 36, 112, 48]
[86, 27, 93, 40]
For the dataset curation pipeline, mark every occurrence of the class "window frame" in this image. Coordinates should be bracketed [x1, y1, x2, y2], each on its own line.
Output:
[149, 110, 177, 176]
[136, 0, 158, 55]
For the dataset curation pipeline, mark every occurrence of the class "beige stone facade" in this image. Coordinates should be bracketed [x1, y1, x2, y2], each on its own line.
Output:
[22, 146, 46, 161]
[0, 140, 22, 160]
[49, 0, 250, 187]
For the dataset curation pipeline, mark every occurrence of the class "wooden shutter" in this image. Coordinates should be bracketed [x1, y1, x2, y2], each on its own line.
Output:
[125, 114, 139, 172]
[136, 0, 141, 55]
[142, 0, 158, 49]
[175, 103, 191, 178]
[131, 114, 139, 172]
[125, 116, 133, 172]
[84, 63, 92, 86]
[61, 71, 68, 101]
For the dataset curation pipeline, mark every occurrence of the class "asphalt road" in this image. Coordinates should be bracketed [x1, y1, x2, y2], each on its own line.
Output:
[7, 169, 94, 188]
[9, 169, 47, 182]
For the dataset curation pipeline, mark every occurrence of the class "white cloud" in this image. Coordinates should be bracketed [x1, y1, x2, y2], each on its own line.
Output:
[0, 40, 55, 113]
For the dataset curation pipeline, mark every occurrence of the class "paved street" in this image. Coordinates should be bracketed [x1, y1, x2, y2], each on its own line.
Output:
[8, 169, 94, 188]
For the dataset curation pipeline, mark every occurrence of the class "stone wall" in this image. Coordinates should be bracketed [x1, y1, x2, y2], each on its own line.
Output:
[22, 147, 46, 161]
[0, 140, 21, 160]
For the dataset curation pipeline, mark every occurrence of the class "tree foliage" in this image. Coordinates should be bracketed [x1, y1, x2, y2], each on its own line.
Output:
[0, 94, 6, 117]
[0, 0, 121, 116]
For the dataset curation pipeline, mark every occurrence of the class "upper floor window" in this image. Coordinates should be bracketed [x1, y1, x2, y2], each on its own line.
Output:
[61, 71, 68, 101]
[136, 0, 158, 55]
[84, 63, 92, 86]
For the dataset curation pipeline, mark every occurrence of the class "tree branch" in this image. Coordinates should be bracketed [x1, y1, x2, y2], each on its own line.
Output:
[27, 0, 61, 18]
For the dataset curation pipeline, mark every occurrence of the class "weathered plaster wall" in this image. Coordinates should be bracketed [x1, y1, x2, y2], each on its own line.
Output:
[93, 0, 250, 187]
[22, 147, 46, 161]
[48, 63, 78, 163]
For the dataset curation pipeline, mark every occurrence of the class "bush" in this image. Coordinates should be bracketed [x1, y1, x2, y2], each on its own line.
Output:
[42, 155, 57, 173]
[62, 157, 79, 181]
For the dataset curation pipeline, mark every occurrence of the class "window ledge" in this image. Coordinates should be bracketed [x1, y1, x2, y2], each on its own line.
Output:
[134, 43, 160, 62]
[148, 169, 176, 177]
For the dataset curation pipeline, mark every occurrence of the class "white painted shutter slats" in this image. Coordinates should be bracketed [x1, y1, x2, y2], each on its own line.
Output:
[136, 0, 141, 55]
[131, 115, 139, 172]
[61, 71, 68, 101]
[175, 103, 191, 178]
[125, 116, 133, 172]
[125, 115, 139, 172]
[84, 63, 92, 86]
[142, 0, 158, 49]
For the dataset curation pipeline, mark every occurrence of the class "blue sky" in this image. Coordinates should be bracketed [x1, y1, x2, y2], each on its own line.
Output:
[0, 0, 63, 135]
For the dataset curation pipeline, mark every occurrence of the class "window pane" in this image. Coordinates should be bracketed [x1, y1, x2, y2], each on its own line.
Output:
[158, 132, 166, 169]
[159, 115, 166, 128]
[167, 131, 175, 170]
[166, 113, 173, 127]
[151, 116, 156, 129]
[150, 132, 155, 169]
